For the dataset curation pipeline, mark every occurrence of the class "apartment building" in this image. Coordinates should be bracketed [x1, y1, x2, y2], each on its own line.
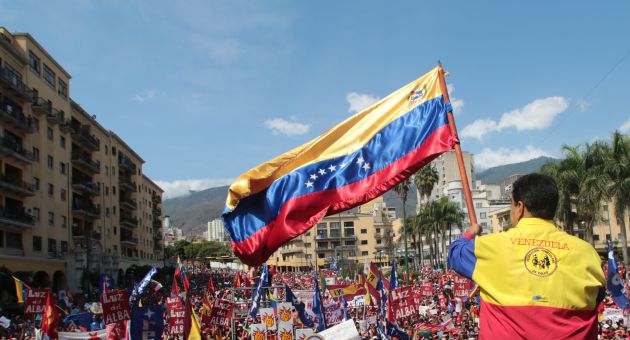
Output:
[427, 150, 474, 205]
[0, 27, 163, 293]
[267, 197, 395, 271]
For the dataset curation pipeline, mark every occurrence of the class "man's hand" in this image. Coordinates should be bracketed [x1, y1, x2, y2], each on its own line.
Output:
[466, 224, 481, 236]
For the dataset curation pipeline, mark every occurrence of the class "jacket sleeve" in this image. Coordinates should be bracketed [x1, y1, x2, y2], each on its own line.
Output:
[448, 232, 478, 280]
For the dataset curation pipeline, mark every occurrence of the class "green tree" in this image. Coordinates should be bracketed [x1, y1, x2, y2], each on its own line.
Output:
[393, 179, 411, 275]
[413, 165, 439, 213]
[603, 132, 630, 264]
[418, 197, 463, 269]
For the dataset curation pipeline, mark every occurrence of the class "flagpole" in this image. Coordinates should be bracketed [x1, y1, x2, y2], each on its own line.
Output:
[437, 63, 478, 230]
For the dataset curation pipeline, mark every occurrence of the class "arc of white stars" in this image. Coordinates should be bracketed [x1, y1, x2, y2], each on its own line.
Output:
[328, 164, 336, 172]
[318, 168, 326, 175]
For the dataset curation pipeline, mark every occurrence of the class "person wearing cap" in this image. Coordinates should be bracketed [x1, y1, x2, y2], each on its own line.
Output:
[448, 173, 605, 339]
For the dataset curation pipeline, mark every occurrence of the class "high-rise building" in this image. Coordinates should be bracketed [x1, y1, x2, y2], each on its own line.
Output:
[426, 150, 474, 207]
[207, 218, 226, 244]
[0, 27, 163, 292]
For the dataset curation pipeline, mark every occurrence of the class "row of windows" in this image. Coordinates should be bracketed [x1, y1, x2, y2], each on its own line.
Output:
[28, 50, 68, 98]
[31, 236, 68, 253]
[29, 208, 67, 228]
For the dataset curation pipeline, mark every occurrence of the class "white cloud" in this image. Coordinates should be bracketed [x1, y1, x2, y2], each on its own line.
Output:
[620, 118, 630, 133]
[346, 92, 380, 113]
[461, 96, 569, 139]
[447, 83, 464, 113]
[475, 145, 553, 170]
[132, 89, 156, 103]
[576, 98, 589, 112]
[263, 117, 310, 136]
[156, 178, 234, 199]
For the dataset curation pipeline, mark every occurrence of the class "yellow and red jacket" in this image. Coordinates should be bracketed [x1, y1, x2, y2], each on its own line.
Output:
[449, 217, 605, 339]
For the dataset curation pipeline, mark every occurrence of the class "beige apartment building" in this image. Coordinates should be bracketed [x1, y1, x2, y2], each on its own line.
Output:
[0, 27, 163, 293]
[267, 197, 395, 271]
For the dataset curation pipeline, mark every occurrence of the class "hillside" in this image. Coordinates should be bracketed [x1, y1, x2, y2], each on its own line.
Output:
[476, 156, 556, 184]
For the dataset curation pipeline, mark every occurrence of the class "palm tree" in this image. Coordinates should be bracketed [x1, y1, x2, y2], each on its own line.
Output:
[393, 179, 411, 276]
[413, 165, 439, 213]
[603, 132, 630, 265]
[418, 197, 464, 269]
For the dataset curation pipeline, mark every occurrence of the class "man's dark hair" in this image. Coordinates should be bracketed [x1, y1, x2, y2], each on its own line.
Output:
[511, 173, 558, 220]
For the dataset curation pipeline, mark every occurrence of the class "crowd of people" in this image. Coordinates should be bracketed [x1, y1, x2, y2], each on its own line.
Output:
[1, 260, 629, 339]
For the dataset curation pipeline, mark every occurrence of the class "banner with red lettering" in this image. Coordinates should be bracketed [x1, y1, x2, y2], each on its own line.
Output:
[453, 275, 473, 299]
[323, 303, 343, 326]
[24, 288, 49, 315]
[420, 281, 433, 297]
[208, 299, 233, 328]
[101, 289, 131, 325]
[166, 297, 184, 336]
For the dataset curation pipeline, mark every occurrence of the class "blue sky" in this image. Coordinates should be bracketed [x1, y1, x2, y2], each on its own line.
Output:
[3, 1, 629, 198]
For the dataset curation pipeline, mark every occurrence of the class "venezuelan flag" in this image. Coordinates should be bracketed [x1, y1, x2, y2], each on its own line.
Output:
[223, 66, 456, 265]
[12, 276, 29, 304]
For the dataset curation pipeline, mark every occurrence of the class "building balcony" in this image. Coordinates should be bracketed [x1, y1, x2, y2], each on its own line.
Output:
[153, 206, 162, 216]
[0, 67, 31, 102]
[71, 227, 101, 241]
[119, 177, 136, 192]
[120, 235, 139, 246]
[0, 103, 32, 134]
[71, 154, 100, 174]
[118, 155, 137, 172]
[153, 232, 162, 240]
[71, 178, 100, 196]
[0, 174, 35, 197]
[281, 247, 303, 255]
[0, 136, 33, 164]
[46, 108, 65, 125]
[31, 97, 52, 116]
[0, 205, 34, 230]
[154, 244, 163, 252]
[119, 197, 137, 211]
[72, 202, 100, 219]
[120, 215, 138, 228]
[152, 194, 161, 204]
[315, 234, 357, 241]
[0, 248, 24, 256]
[152, 219, 162, 229]
[70, 126, 99, 151]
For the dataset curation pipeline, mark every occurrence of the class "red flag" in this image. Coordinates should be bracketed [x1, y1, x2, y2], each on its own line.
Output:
[234, 273, 242, 288]
[41, 289, 59, 338]
[172, 275, 181, 297]
[207, 275, 215, 295]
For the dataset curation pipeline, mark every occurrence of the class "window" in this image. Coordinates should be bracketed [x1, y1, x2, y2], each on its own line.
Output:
[48, 238, 57, 253]
[113, 186, 116, 195]
[47, 155, 53, 168]
[47, 127, 53, 140]
[32, 147, 39, 161]
[377, 239, 382, 245]
[60, 188, 66, 201]
[349, 250, 356, 257]
[113, 206, 116, 215]
[61, 216, 67, 228]
[33, 236, 42, 251]
[47, 183, 54, 196]
[6, 232, 22, 249]
[105, 187, 109, 196]
[361, 240, 368, 245]
[28, 51, 41, 74]
[105, 145, 108, 155]
[362, 251, 369, 256]
[593, 235, 600, 241]
[361, 229, 367, 234]
[33, 208, 40, 222]
[304, 243, 311, 248]
[32, 177, 40, 191]
[112, 147, 116, 155]
[60, 136, 66, 148]
[480, 212, 486, 219]
[32, 118, 39, 132]
[48, 212, 54, 226]
[476, 202, 482, 208]
[58, 78, 68, 98]
[376, 228, 381, 234]
[106, 208, 110, 217]
[318, 253, 325, 259]
[59, 162, 66, 175]
[105, 166, 108, 176]
[43, 64, 56, 88]
[113, 227, 117, 235]
[61, 241, 68, 253]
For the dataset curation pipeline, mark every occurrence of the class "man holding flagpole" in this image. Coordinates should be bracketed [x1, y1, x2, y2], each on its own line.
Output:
[448, 173, 605, 339]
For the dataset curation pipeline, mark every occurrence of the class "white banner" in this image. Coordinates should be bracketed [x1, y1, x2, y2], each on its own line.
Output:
[251, 324, 266, 340]
[277, 302, 294, 325]
[318, 319, 360, 340]
[278, 321, 293, 340]
[58, 329, 107, 340]
[604, 308, 624, 323]
[260, 308, 277, 330]
[295, 328, 314, 340]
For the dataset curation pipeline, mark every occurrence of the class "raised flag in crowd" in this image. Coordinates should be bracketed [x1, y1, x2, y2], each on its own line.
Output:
[312, 272, 327, 332]
[607, 241, 629, 309]
[249, 264, 268, 319]
[223, 66, 456, 266]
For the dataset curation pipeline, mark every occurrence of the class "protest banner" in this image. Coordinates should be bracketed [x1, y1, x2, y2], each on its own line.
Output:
[278, 321, 293, 340]
[260, 307, 277, 330]
[251, 323, 266, 340]
[318, 319, 360, 340]
[453, 275, 472, 299]
[295, 328, 314, 340]
[603, 308, 624, 323]
[278, 302, 294, 325]
[24, 288, 48, 315]
[209, 299, 233, 327]
[391, 287, 420, 319]
[58, 329, 107, 340]
[166, 296, 184, 336]
[101, 289, 131, 325]
[420, 281, 434, 297]
[323, 303, 343, 326]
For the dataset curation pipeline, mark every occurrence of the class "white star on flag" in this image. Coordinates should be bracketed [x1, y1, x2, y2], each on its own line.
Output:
[339, 162, 347, 168]
[328, 165, 337, 172]
[305, 181, 314, 188]
[318, 169, 326, 175]
[357, 157, 364, 165]
[310, 174, 318, 180]
[144, 308, 154, 319]
[362, 162, 371, 170]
